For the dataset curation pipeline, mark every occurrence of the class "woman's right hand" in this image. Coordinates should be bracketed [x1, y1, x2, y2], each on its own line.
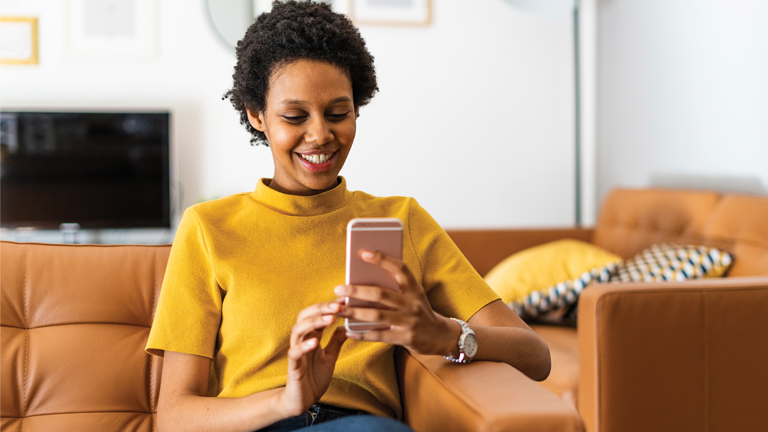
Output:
[278, 301, 348, 417]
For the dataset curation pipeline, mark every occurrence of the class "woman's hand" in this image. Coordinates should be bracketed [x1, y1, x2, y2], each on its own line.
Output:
[334, 250, 459, 356]
[278, 301, 348, 417]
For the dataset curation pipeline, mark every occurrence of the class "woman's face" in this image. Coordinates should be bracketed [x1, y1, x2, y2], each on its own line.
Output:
[247, 59, 358, 196]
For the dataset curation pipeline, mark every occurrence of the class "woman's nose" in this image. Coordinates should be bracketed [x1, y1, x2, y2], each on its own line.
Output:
[304, 116, 334, 145]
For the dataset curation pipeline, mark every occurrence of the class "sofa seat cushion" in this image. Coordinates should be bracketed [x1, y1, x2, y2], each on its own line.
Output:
[531, 325, 579, 409]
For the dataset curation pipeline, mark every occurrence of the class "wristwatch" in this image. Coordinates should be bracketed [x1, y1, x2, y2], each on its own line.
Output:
[444, 318, 477, 364]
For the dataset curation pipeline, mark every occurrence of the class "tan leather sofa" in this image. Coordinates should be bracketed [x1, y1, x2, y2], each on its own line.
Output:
[448, 189, 768, 432]
[0, 241, 583, 432]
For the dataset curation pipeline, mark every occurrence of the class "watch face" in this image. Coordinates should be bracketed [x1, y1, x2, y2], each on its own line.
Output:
[464, 334, 478, 358]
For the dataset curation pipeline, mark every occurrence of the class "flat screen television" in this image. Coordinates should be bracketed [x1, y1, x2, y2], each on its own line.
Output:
[0, 111, 171, 229]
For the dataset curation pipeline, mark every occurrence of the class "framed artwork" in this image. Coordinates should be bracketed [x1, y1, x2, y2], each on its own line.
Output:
[350, 0, 432, 26]
[65, 0, 157, 60]
[0, 17, 39, 65]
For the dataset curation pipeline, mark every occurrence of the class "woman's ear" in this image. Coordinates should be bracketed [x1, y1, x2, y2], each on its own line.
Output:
[246, 107, 266, 132]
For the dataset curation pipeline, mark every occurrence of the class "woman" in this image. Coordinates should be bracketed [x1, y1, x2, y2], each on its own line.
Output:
[146, 2, 550, 431]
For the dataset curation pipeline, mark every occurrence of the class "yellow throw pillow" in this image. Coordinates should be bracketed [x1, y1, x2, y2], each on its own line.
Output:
[484, 239, 622, 304]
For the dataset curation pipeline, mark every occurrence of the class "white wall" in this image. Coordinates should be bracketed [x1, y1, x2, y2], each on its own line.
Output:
[0, 0, 578, 240]
[596, 0, 768, 204]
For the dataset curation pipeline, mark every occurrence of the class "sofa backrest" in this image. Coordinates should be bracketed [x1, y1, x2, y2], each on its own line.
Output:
[702, 194, 768, 277]
[593, 189, 721, 259]
[0, 241, 171, 432]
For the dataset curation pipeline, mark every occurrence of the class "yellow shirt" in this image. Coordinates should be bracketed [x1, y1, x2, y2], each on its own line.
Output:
[146, 177, 499, 419]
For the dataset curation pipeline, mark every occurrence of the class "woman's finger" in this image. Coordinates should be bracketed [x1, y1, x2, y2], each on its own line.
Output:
[334, 284, 404, 308]
[345, 327, 405, 345]
[297, 302, 341, 322]
[290, 314, 335, 347]
[342, 306, 411, 327]
[287, 338, 317, 370]
[322, 327, 348, 361]
[360, 250, 418, 289]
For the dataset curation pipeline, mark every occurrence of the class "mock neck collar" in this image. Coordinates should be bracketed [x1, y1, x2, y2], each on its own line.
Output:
[250, 177, 352, 216]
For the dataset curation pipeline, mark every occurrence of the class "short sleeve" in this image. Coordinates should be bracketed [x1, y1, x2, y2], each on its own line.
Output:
[146, 207, 222, 358]
[407, 200, 500, 321]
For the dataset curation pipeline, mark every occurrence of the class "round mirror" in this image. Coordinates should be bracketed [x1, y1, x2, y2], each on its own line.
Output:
[205, 1, 334, 52]
[204, 0, 255, 51]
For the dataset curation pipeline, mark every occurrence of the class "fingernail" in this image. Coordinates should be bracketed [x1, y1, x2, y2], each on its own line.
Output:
[334, 285, 346, 295]
[323, 315, 333, 322]
[361, 250, 374, 259]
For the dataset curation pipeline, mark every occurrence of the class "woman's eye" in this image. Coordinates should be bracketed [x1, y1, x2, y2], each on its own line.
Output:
[327, 112, 351, 121]
[283, 115, 307, 123]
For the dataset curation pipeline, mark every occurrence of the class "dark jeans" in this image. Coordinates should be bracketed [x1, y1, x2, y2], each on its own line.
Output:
[255, 404, 413, 432]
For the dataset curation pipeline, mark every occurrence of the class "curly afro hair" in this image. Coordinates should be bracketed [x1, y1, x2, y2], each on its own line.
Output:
[224, 0, 378, 146]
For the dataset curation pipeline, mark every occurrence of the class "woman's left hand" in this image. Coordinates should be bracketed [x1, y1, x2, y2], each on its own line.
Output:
[334, 250, 458, 356]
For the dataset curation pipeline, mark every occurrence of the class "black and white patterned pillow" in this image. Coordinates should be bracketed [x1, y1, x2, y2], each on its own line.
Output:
[559, 243, 734, 325]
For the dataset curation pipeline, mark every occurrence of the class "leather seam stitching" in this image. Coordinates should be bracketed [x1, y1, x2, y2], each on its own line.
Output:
[702, 291, 709, 432]
[2, 411, 157, 419]
[0, 240, 171, 249]
[1, 323, 151, 330]
[594, 295, 603, 432]
[22, 244, 29, 421]
[149, 249, 158, 422]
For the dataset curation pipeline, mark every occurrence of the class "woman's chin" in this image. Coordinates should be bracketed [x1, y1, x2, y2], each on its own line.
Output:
[302, 175, 341, 193]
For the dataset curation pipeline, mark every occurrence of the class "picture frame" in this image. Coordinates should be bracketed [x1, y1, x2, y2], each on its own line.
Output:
[0, 17, 39, 65]
[350, 0, 432, 26]
[64, 0, 158, 61]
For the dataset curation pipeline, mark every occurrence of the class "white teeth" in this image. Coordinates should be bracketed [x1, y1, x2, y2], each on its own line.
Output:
[301, 153, 331, 164]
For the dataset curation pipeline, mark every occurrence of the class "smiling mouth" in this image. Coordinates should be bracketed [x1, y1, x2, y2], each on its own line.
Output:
[296, 150, 338, 172]
[299, 152, 334, 164]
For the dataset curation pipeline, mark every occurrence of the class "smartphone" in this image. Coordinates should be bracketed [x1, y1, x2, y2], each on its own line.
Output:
[344, 218, 403, 333]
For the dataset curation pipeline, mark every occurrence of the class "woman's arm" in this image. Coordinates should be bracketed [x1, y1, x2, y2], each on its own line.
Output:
[465, 300, 551, 381]
[336, 251, 551, 382]
[158, 351, 286, 432]
[157, 301, 348, 432]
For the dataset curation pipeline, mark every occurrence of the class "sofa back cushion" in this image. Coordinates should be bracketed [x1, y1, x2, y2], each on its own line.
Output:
[702, 194, 768, 277]
[0, 242, 170, 432]
[593, 189, 720, 259]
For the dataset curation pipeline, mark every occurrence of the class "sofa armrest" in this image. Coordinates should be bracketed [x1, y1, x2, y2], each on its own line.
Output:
[578, 277, 768, 432]
[396, 348, 584, 432]
[446, 228, 595, 277]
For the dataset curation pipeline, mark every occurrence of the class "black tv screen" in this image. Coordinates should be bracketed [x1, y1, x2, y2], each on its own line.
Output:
[0, 111, 171, 229]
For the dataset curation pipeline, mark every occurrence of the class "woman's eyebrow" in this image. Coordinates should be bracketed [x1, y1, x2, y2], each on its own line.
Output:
[278, 96, 352, 106]
[328, 96, 352, 104]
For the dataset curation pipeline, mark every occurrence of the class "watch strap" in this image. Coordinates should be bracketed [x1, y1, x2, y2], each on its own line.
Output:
[444, 318, 475, 364]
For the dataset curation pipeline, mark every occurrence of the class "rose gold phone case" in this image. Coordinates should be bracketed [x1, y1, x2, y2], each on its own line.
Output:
[345, 218, 403, 332]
